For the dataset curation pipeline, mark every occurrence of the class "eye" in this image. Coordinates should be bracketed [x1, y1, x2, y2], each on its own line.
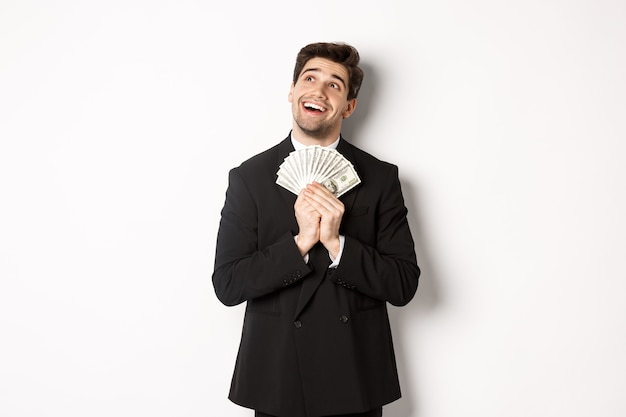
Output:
[305, 76, 314, 82]
[330, 82, 339, 89]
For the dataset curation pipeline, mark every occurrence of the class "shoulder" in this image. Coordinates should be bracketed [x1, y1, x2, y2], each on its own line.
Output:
[231, 136, 291, 177]
[339, 138, 399, 178]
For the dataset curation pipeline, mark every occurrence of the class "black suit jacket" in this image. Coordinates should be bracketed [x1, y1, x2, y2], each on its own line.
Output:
[213, 134, 420, 417]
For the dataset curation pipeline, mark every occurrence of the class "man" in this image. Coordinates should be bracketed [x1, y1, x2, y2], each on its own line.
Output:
[212, 42, 420, 417]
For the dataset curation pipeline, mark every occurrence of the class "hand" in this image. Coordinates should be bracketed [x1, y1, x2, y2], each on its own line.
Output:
[294, 188, 321, 256]
[302, 182, 345, 258]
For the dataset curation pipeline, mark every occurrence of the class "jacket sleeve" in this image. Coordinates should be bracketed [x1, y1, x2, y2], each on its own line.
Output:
[330, 164, 420, 306]
[212, 167, 313, 306]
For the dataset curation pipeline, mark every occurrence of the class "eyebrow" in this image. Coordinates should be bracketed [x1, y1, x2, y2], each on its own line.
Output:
[301, 67, 347, 88]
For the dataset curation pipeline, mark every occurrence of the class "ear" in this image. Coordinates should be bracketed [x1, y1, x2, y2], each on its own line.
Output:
[288, 83, 295, 103]
[342, 98, 357, 119]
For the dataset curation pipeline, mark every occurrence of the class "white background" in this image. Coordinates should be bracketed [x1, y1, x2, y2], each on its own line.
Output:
[1, 1, 625, 416]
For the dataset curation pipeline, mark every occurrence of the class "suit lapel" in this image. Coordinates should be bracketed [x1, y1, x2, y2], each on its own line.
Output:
[274, 136, 299, 208]
[335, 138, 360, 214]
[294, 244, 329, 319]
[274, 135, 295, 167]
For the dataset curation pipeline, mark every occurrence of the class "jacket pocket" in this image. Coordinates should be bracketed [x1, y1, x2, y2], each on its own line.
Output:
[354, 291, 384, 311]
[247, 293, 281, 315]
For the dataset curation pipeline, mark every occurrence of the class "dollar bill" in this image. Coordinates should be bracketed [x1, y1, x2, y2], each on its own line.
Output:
[275, 146, 361, 197]
[320, 162, 360, 197]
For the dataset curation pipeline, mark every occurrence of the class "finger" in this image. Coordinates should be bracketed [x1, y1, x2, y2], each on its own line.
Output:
[307, 182, 335, 198]
[304, 186, 344, 214]
[305, 182, 341, 205]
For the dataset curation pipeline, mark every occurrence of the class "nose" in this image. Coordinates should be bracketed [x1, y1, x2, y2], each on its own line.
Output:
[310, 84, 328, 99]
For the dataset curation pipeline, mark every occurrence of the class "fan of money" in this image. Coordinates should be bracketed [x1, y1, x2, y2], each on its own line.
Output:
[276, 146, 361, 197]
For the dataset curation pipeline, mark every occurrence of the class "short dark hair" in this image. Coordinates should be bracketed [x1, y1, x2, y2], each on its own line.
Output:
[292, 42, 364, 100]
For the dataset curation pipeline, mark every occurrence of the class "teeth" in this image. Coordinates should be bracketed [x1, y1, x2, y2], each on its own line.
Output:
[304, 102, 326, 111]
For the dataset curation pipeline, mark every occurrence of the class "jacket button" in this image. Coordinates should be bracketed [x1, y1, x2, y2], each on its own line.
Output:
[294, 320, 302, 328]
[339, 315, 349, 323]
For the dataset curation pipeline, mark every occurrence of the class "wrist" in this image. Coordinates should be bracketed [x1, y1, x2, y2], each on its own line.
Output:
[322, 236, 341, 259]
[295, 234, 316, 257]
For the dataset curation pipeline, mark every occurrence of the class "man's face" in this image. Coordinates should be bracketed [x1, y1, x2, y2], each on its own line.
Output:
[288, 57, 357, 141]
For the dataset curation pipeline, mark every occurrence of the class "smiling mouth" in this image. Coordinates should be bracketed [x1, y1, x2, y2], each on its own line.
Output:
[303, 102, 327, 112]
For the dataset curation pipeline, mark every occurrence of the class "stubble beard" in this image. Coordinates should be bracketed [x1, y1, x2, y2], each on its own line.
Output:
[293, 107, 335, 140]
[295, 119, 332, 139]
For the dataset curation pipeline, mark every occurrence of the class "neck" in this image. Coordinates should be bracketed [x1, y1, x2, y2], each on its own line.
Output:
[291, 125, 341, 147]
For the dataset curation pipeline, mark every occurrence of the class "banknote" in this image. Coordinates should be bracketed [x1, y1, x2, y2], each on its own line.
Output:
[276, 146, 361, 197]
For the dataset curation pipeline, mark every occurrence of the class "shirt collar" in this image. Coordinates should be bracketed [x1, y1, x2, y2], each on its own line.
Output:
[290, 132, 340, 150]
